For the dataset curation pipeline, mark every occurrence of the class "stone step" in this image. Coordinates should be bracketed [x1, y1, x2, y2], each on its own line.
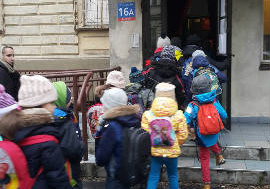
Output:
[80, 155, 270, 185]
[181, 142, 270, 161]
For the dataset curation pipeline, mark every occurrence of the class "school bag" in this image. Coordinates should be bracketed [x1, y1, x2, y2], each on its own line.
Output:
[117, 127, 151, 187]
[149, 111, 176, 147]
[192, 100, 224, 135]
[0, 135, 58, 189]
[193, 66, 222, 95]
[87, 103, 104, 139]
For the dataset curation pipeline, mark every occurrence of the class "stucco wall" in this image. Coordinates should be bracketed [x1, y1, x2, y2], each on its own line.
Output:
[232, 0, 270, 118]
[109, 0, 142, 81]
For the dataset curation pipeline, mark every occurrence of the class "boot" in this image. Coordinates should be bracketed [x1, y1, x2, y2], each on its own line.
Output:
[216, 154, 226, 166]
[202, 182, 211, 189]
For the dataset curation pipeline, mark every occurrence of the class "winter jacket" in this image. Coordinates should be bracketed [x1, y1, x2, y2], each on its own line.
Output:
[0, 108, 72, 189]
[144, 68, 186, 110]
[95, 105, 140, 176]
[125, 83, 154, 110]
[53, 108, 85, 188]
[141, 97, 188, 158]
[0, 62, 20, 101]
[184, 90, 227, 147]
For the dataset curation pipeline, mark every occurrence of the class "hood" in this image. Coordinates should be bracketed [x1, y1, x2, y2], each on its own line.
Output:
[192, 55, 209, 69]
[125, 83, 142, 94]
[104, 104, 140, 127]
[53, 81, 67, 108]
[151, 97, 178, 117]
[183, 45, 201, 58]
[194, 89, 216, 104]
[0, 108, 53, 139]
[94, 85, 111, 98]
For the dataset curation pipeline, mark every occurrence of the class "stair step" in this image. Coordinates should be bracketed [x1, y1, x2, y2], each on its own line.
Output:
[80, 155, 270, 185]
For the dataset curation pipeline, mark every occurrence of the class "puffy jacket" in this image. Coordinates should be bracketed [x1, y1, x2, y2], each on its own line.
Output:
[0, 108, 72, 189]
[141, 97, 188, 158]
[184, 90, 227, 147]
[0, 62, 20, 101]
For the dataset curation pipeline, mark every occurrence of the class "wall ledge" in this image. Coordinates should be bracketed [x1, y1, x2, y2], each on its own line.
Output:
[259, 61, 270, 70]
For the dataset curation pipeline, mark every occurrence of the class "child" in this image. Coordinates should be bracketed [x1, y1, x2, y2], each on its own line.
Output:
[141, 82, 188, 189]
[95, 87, 140, 189]
[53, 81, 85, 189]
[184, 74, 227, 189]
[0, 76, 72, 189]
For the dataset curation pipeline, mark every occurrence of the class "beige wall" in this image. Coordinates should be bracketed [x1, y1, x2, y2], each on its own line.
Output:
[0, 0, 109, 70]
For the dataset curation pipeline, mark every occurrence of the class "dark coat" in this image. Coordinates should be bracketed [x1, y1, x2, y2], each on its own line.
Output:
[95, 105, 140, 175]
[53, 108, 85, 189]
[0, 108, 72, 189]
[0, 62, 20, 101]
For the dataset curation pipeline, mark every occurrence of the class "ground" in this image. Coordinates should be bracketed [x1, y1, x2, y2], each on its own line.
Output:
[82, 178, 270, 189]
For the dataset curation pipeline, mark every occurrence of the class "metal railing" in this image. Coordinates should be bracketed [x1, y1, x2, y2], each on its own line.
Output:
[18, 66, 121, 160]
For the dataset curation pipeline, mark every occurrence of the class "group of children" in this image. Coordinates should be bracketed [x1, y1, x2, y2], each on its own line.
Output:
[93, 37, 227, 189]
[0, 75, 84, 189]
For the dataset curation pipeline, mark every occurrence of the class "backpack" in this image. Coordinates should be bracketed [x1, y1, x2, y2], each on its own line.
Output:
[127, 93, 145, 118]
[193, 66, 222, 95]
[117, 127, 151, 187]
[149, 111, 176, 147]
[0, 135, 58, 189]
[192, 100, 224, 135]
[87, 103, 104, 139]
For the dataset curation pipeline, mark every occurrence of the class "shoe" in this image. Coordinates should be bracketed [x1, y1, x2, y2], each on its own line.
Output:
[202, 183, 211, 189]
[216, 154, 226, 166]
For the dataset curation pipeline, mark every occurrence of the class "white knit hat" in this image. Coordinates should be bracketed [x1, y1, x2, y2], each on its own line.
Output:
[155, 83, 176, 100]
[100, 87, 128, 110]
[18, 75, 57, 107]
[105, 71, 126, 89]
[192, 50, 206, 59]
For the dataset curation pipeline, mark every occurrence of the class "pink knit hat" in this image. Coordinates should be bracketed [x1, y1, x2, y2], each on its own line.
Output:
[105, 71, 126, 89]
[18, 75, 57, 107]
[0, 84, 19, 118]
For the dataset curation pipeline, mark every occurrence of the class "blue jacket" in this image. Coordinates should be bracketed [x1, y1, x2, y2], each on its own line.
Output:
[95, 105, 140, 176]
[184, 90, 227, 147]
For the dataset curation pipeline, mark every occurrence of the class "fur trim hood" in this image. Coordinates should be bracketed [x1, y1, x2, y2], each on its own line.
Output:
[103, 104, 140, 120]
[0, 108, 53, 139]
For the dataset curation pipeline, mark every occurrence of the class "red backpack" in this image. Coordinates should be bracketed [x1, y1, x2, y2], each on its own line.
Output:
[192, 100, 224, 135]
[0, 135, 58, 189]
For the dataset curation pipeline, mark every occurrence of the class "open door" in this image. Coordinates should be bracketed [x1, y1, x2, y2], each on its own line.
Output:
[218, 0, 232, 130]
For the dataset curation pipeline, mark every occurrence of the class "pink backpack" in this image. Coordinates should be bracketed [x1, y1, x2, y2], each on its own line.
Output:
[149, 112, 176, 147]
[0, 135, 58, 189]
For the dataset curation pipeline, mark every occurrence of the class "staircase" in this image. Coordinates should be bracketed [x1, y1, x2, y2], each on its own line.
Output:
[81, 123, 270, 185]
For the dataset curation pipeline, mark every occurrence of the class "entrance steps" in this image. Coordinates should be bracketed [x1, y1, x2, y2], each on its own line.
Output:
[81, 123, 270, 184]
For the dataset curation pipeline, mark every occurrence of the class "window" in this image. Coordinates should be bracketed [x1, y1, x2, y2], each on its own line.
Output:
[75, 0, 109, 30]
[263, 0, 270, 61]
[260, 0, 270, 70]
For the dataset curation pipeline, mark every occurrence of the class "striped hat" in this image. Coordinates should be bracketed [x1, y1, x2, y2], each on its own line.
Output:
[0, 84, 18, 118]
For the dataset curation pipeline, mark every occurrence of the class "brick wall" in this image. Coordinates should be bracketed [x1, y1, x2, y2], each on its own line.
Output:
[2, 0, 79, 57]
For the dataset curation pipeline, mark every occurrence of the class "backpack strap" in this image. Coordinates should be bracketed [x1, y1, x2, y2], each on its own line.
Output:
[176, 75, 185, 93]
[18, 135, 59, 147]
[191, 101, 199, 107]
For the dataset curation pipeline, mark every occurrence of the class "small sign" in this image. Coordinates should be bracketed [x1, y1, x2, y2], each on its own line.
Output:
[117, 2, 135, 21]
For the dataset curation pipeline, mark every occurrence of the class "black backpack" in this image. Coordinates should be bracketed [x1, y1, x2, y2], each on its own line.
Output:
[117, 127, 151, 186]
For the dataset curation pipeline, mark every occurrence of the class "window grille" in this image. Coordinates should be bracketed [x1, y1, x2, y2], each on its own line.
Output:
[84, 0, 109, 29]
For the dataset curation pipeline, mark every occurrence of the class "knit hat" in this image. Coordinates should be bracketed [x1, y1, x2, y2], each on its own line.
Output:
[18, 75, 57, 107]
[191, 74, 212, 95]
[157, 33, 171, 48]
[106, 71, 126, 89]
[129, 67, 145, 83]
[192, 55, 209, 69]
[100, 87, 128, 110]
[53, 81, 71, 108]
[160, 45, 183, 62]
[0, 84, 18, 118]
[155, 83, 176, 100]
[192, 50, 206, 59]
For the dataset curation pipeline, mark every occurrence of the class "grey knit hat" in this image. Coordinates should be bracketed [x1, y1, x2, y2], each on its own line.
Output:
[100, 87, 128, 110]
[191, 74, 212, 95]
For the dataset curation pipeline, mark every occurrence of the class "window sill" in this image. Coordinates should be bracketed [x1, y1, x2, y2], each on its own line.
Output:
[75, 27, 109, 32]
[259, 61, 270, 70]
